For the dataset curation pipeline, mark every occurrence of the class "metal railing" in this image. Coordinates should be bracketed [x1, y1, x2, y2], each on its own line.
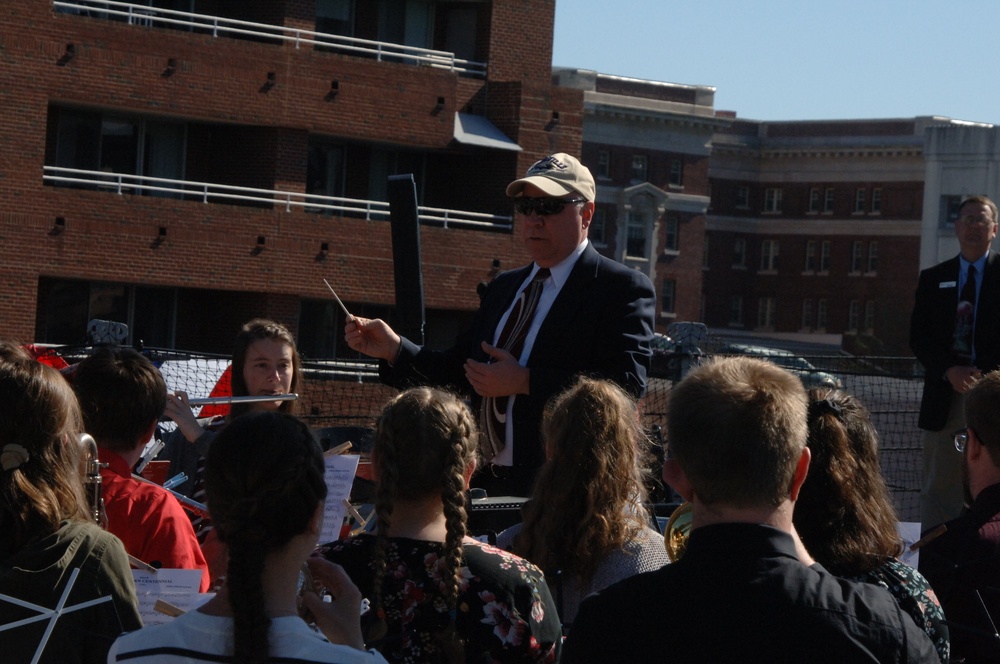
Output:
[53, 0, 487, 77]
[42, 166, 514, 231]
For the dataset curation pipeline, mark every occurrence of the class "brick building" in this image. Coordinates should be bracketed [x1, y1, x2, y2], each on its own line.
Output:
[704, 116, 968, 355]
[1, 1, 583, 357]
[552, 68, 726, 331]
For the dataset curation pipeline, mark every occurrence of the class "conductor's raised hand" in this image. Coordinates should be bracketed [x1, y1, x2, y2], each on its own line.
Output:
[302, 558, 367, 652]
[344, 316, 402, 363]
[463, 342, 529, 398]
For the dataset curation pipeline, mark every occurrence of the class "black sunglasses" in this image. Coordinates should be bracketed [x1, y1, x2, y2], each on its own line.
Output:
[513, 197, 586, 216]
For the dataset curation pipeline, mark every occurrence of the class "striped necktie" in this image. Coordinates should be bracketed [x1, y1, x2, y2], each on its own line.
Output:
[479, 268, 549, 462]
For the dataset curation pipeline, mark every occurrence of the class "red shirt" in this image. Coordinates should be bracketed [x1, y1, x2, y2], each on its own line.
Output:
[99, 448, 211, 592]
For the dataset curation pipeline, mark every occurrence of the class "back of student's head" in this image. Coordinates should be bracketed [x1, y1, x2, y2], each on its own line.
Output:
[373, 386, 478, 506]
[794, 389, 900, 576]
[667, 356, 808, 507]
[204, 411, 327, 664]
[965, 371, 1000, 467]
[73, 347, 166, 453]
[0, 356, 89, 557]
[516, 377, 650, 578]
[229, 318, 301, 418]
[370, 387, 477, 655]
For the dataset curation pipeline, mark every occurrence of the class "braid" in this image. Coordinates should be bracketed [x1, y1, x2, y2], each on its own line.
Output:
[441, 418, 470, 612]
[436, 424, 470, 660]
[227, 538, 269, 664]
[369, 422, 398, 644]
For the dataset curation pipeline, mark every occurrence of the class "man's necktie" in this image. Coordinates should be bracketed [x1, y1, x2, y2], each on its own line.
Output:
[479, 268, 550, 462]
[954, 264, 978, 363]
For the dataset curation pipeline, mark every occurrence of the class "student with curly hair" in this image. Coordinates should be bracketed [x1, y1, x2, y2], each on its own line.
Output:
[794, 389, 949, 663]
[0, 354, 142, 664]
[497, 377, 668, 626]
[322, 387, 562, 663]
[109, 411, 386, 664]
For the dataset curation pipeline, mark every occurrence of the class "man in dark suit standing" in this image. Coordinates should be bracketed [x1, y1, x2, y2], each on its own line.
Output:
[911, 195, 1000, 530]
[345, 153, 655, 496]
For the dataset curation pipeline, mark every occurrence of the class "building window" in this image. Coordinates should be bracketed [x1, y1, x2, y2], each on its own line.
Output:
[940, 194, 963, 229]
[864, 301, 876, 334]
[820, 240, 831, 272]
[306, 142, 346, 202]
[736, 185, 750, 209]
[823, 187, 835, 213]
[760, 239, 779, 272]
[848, 300, 860, 332]
[871, 187, 882, 214]
[867, 241, 878, 273]
[702, 234, 710, 269]
[36, 277, 176, 347]
[590, 208, 606, 245]
[757, 297, 775, 329]
[50, 106, 186, 194]
[854, 188, 866, 214]
[851, 240, 863, 273]
[801, 298, 813, 329]
[729, 296, 743, 326]
[664, 215, 679, 252]
[804, 240, 817, 272]
[733, 238, 747, 268]
[625, 211, 647, 259]
[316, 0, 354, 36]
[597, 150, 610, 178]
[817, 298, 828, 329]
[631, 155, 647, 182]
[808, 188, 820, 213]
[764, 188, 783, 213]
[669, 159, 683, 186]
[662, 279, 676, 314]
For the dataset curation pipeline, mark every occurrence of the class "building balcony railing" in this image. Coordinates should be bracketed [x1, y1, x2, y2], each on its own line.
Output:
[42, 166, 513, 232]
[52, 0, 487, 77]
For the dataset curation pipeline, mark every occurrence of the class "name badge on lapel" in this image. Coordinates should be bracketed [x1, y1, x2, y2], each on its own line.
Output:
[939, 281, 957, 289]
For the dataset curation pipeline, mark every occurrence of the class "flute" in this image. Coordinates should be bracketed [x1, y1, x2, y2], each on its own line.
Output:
[187, 393, 298, 406]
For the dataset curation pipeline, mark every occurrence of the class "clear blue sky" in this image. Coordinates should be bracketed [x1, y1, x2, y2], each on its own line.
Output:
[553, 0, 999, 124]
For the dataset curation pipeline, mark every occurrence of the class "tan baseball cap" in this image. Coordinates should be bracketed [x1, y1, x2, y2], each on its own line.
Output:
[505, 153, 595, 201]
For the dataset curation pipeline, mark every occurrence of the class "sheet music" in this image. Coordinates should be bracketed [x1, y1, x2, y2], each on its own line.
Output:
[132, 569, 212, 625]
[320, 454, 361, 543]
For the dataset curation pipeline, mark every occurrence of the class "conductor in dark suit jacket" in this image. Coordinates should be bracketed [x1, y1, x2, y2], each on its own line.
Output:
[911, 195, 1000, 529]
[345, 153, 655, 496]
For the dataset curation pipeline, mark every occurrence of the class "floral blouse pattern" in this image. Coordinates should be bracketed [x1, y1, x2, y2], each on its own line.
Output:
[322, 534, 561, 663]
[855, 557, 950, 663]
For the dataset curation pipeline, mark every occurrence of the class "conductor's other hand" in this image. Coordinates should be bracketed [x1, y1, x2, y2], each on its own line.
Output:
[344, 316, 402, 363]
[464, 342, 529, 398]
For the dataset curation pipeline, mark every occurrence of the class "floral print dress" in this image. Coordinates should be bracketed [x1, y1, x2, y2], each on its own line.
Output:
[321, 534, 561, 664]
[855, 557, 950, 663]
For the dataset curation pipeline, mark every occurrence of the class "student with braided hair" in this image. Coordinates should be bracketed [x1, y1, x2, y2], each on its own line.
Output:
[321, 387, 562, 663]
[108, 411, 387, 664]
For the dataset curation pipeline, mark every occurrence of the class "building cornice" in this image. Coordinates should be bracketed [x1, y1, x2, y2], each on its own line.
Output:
[585, 94, 731, 132]
[706, 214, 920, 236]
